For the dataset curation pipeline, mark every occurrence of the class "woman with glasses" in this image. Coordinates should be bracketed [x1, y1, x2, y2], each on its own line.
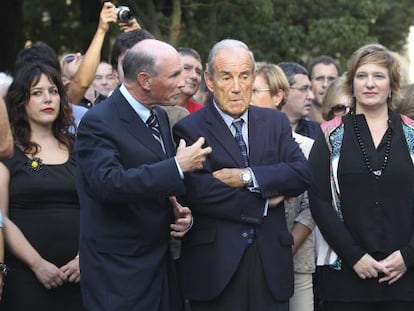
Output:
[251, 62, 316, 311]
[309, 43, 414, 311]
[321, 75, 351, 121]
[395, 83, 414, 120]
[251, 62, 289, 109]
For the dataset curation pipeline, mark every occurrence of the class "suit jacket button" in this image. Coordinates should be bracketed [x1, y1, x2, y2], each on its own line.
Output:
[242, 232, 248, 238]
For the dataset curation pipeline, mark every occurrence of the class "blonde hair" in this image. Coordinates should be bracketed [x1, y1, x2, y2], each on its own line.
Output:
[395, 83, 414, 119]
[322, 75, 351, 120]
[345, 43, 402, 109]
[255, 62, 289, 108]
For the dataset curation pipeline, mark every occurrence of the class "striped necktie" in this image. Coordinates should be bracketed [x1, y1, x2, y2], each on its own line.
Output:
[146, 110, 162, 145]
[233, 118, 255, 244]
[232, 119, 249, 167]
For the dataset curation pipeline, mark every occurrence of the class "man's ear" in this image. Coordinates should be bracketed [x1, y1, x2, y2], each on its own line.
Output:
[137, 72, 152, 91]
[204, 71, 214, 93]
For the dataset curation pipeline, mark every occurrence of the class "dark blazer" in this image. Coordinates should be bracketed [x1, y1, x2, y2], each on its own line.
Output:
[173, 103, 311, 301]
[76, 87, 185, 311]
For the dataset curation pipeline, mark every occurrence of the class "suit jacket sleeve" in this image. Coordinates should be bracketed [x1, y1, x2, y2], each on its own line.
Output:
[76, 106, 185, 204]
[173, 109, 311, 225]
[174, 125, 266, 225]
[251, 113, 312, 199]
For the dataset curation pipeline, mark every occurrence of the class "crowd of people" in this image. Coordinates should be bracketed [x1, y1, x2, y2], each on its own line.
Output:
[1, 2, 414, 311]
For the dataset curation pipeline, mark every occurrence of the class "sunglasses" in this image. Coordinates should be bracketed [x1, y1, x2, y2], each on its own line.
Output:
[330, 104, 351, 116]
[63, 54, 76, 63]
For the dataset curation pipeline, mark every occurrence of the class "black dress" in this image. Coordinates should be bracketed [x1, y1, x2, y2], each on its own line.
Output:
[0, 146, 83, 311]
[310, 111, 414, 303]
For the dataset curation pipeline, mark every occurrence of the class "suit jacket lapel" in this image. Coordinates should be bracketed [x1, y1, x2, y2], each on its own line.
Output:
[205, 103, 246, 167]
[115, 89, 166, 159]
[247, 106, 266, 165]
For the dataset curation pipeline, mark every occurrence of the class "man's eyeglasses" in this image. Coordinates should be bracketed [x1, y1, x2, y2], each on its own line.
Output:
[63, 54, 76, 63]
[252, 88, 271, 94]
[290, 85, 312, 93]
[330, 104, 351, 116]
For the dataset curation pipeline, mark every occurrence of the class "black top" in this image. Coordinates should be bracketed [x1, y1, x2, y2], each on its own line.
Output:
[1, 146, 82, 310]
[310, 111, 414, 301]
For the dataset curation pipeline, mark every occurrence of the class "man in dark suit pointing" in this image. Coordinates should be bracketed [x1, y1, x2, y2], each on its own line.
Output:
[173, 39, 311, 311]
[76, 39, 211, 311]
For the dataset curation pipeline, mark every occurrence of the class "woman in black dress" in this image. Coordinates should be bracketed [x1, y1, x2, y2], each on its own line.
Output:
[0, 63, 82, 310]
[309, 43, 414, 311]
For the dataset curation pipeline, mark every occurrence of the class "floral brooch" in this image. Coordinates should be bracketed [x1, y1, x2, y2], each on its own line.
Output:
[27, 157, 43, 172]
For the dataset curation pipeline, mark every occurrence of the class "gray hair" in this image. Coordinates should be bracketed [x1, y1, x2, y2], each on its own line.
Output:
[206, 39, 255, 77]
[122, 48, 157, 81]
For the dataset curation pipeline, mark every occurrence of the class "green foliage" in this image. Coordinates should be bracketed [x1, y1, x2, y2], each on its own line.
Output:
[13, 0, 414, 71]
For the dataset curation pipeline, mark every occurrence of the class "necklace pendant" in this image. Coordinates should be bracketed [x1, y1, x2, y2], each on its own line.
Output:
[373, 170, 382, 176]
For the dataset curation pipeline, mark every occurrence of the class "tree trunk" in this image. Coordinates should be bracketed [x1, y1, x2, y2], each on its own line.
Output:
[168, 0, 182, 46]
[208, 0, 217, 44]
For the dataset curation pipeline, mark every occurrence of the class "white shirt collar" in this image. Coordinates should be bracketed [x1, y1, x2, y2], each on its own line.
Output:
[119, 84, 151, 122]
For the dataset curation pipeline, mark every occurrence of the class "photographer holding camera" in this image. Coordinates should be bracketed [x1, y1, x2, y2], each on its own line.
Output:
[61, 1, 139, 107]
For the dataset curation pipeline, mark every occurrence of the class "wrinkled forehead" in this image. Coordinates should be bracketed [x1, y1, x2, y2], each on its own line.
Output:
[213, 48, 254, 72]
[96, 63, 114, 75]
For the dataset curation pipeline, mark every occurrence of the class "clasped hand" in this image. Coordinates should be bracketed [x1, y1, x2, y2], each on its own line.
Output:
[353, 251, 407, 285]
[33, 256, 80, 290]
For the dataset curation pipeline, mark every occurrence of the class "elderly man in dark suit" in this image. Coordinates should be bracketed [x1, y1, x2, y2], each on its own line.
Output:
[76, 39, 212, 311]
[173, 39, 311, 311]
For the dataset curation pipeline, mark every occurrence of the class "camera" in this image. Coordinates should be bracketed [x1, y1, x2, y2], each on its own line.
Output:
[116, 6, 133, 23]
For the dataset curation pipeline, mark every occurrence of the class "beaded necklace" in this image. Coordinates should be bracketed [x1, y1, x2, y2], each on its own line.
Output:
[351, 110, 392, 179]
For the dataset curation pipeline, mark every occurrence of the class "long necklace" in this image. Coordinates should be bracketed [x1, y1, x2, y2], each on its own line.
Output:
[351, 110, 392, 179]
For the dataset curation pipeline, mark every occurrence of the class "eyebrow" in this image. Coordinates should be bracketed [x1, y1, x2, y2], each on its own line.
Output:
[169, 69, 182, 78]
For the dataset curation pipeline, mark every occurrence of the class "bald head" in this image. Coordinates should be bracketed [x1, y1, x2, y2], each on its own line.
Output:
[122, 39, 185, 107]
[123, 39, 180, 82]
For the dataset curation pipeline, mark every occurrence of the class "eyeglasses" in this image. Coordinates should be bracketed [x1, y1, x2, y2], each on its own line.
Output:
[252, 88, 271, 94]
[330, 104, 351, 116]
[63, 54, 75, 63]
[290, 85, 312, 93]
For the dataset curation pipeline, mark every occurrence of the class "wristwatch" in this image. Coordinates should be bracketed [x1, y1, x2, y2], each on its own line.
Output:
[0, 263, 8, 277]
[240, 168, 253, 187]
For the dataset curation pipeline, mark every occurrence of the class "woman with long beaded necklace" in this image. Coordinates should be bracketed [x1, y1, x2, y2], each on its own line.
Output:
[309, 43, 414, 311]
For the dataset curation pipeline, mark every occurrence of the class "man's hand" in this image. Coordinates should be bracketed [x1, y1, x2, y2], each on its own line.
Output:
[175, 138, 212, 172]
[213, 168, 244, 188]
[268, 195, 286, 207]
[353, 253, 389, 280]
[169, 197, 193, 238]
[378, 250, 407, 285]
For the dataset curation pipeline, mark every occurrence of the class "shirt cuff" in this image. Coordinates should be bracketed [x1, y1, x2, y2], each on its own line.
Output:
[174, 157, 184, 179]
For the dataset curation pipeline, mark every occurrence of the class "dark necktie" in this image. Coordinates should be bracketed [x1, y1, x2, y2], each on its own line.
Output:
[146, 110, 162, 146]
[232, 119, 249, 167]
[233, 119, 255, 245]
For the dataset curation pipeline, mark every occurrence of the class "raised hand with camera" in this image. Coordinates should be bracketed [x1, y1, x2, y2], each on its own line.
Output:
[115, 5, 140, 32]
[67, 2, 117, 104]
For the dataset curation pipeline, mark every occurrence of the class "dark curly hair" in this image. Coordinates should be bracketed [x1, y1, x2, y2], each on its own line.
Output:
[6, 63, 74, 155]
